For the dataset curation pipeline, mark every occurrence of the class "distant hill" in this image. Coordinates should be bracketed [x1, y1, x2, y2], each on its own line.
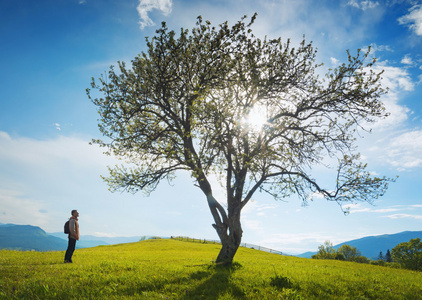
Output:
[0, 223, 155, 251]
[48, 232, 146, 245]
[297, 231, 422, 259]
[0, 224, 67, 251]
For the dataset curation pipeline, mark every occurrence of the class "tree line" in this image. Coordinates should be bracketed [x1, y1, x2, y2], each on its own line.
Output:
[312, 238, 422, 271]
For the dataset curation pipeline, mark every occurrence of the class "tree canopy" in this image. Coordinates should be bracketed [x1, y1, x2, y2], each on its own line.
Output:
[88, 14, 394, 263]
[392, 238, 422, 271]
[338, 244, 362, 261]
[312, 240, 337, 260]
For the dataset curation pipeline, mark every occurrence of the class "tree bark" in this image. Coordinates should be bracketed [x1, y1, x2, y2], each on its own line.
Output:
[205, 194, 243, 264]
[215, 211, 243, 264]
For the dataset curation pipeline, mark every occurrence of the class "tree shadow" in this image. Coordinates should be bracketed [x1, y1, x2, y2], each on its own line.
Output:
[116, 262, 247, 299]
[181, 262, 246, 300]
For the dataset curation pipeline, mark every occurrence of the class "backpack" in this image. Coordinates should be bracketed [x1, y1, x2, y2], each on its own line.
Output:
[64, 220, 70, 234]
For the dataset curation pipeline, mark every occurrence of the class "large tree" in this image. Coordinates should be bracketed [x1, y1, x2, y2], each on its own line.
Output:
[392, 238, 422, 271]
[88, 14, 393, 264]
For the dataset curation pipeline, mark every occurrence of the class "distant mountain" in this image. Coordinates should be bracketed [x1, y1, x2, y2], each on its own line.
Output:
[297, 231, 422, 259]
[0, 224, 67, 251]
[0, 223, 156, 251]
[48, 232, 146, 245]
[297, 251, 316, 258]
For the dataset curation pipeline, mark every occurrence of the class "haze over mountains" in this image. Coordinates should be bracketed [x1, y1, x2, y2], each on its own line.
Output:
[1, 223, 420, 259]
[0, 223, 147, 251]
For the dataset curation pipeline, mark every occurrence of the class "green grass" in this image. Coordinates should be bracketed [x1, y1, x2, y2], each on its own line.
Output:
[1, 239, 421, 299]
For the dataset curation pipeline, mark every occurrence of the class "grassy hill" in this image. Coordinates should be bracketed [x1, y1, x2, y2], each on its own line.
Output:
[1, 239, 421, 299]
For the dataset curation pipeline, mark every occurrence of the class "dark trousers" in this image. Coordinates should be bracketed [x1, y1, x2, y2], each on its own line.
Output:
[64, 238, 76, 262]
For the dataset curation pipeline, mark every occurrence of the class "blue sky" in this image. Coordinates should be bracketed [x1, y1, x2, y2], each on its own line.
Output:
[0, 0, 421, 254]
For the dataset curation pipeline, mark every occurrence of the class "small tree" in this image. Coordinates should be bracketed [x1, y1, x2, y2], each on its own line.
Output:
[313, 242, 367, 262]
[337, 244, 361, 261]
[89, 14, 394, 264]
[385, 249, 392, 263]
[312, 240, 344, 260]
[391, 238, 422, 271]
[378, 251, 384, 261]
[316, 240, 336, 259]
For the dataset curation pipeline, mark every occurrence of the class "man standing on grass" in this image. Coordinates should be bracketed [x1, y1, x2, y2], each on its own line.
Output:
[64, 209, 79, 263]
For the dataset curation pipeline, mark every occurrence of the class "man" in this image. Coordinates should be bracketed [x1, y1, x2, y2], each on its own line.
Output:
[64, 210, 79, 263]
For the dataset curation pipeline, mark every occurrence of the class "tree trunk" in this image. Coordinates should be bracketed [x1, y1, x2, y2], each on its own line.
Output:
[211, 202, 242, 264]
[215, 215, 243, 264]
[204, 193, 243, 264]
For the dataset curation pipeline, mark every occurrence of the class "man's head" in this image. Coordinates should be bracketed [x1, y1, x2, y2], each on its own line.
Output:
[71, 210, 79, 217]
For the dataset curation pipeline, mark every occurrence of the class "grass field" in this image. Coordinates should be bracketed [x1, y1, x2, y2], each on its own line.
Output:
[1, 238, 421, 299]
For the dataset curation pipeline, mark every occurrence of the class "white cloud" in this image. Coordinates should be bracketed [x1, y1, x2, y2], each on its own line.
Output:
[0, 131, 114, 170]
[347, 0, 379, 10]
[241, 202, 280, 234]
[372, 208, 401, 213]
[242, 201, 279, 215]
[330, 57, 340, 65]
[386, 130, 422, 169]
[0, 132, 119, 231]
[0, 131, 11, 141]
[359, 61, 421, 171]
[256, 204, 278, 212]
[398, 5, 422, 36]
[137, 0, 173, 30]
[0, 189, 52, 228]
[243, 218, 265, 232]
[370, 43, 394, 53]
[401, 54, 413, 65]
[383, 213, 422, 220]
[0, 131, 220, 238]
[348, 203, 422, 215]
[311, 192, 326, 199]
[377, 63, 415, 92]
[348, 203, 401, 213]
[369, 62, 413, 129]
[254, 204, 278, 216]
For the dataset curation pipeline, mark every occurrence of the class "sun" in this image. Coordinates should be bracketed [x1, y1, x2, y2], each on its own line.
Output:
[245, 105, 268, 131]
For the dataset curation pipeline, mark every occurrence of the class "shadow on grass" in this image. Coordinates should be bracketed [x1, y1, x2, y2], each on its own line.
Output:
[116, 262, 246, 299]
[181, 262, 246, 300]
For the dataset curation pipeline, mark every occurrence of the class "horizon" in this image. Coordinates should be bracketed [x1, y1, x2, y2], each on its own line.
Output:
[2, 221, 421, 255]
[1, 0, 421, 254]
